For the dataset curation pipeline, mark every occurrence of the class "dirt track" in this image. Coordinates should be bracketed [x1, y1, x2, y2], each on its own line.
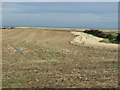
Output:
[2, 28, 118, 88]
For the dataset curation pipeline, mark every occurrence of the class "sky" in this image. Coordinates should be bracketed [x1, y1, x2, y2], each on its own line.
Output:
[2, 2, 118, 29]
[1, 0, 119, 2]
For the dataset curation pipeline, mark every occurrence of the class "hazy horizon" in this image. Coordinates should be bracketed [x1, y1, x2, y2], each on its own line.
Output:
[2, 2, 118, 29]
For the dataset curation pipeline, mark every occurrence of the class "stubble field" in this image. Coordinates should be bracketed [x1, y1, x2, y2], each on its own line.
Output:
[2, 28, 118, 88]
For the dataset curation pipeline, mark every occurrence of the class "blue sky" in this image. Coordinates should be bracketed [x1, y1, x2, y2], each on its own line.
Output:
[2, 0, 119, 2]
[2, 2, 118, 29]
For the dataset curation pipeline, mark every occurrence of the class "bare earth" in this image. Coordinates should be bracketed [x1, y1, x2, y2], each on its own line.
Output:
[71, 32, 118, 49]
[2, 28, 118, 88]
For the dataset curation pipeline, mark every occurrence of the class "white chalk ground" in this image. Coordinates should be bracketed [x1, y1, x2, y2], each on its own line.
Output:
[71, 32, 118, 50]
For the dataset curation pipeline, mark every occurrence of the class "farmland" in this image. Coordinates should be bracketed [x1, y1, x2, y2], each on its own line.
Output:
[2, 28, 118, 88]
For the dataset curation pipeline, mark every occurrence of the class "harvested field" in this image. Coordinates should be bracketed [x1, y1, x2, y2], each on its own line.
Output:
[2, 28, 118, 88]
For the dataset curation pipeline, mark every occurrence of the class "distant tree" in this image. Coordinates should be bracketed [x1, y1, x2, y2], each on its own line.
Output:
[10, 27, 15, 29]
[2, 27, 6, 29]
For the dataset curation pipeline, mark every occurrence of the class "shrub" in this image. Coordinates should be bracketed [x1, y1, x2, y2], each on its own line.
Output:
[107, 34, 116, 40]
[10, 27, 15, 29]
[84, 29, 120, 44]
[117, 33, 120, 41]
[84, 29, 108, 38]
[2, 27, 6, 29]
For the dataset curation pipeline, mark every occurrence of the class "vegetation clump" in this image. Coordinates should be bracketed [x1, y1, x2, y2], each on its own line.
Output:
[1, 27, 15, 29]
[84, 29, 108, 38]
[84, 29, 120, 44]
[117, 33, 120, 41]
